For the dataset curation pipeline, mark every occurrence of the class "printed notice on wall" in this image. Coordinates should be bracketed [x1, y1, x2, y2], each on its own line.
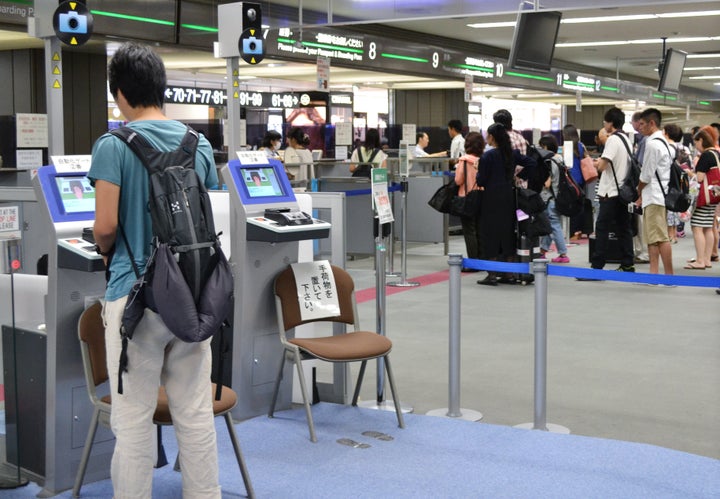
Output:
[0, 206, 21, 240]
[16, 113, 49, 148]
[291, 260, 340, 321]
[16, 149, 43, 170]
[335, 122, 352, 146]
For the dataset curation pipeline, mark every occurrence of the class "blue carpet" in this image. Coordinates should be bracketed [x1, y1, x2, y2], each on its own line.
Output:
[4, 403, 719, 498]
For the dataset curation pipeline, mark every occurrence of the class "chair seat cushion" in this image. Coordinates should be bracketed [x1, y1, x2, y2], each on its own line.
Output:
[289, 331, 392, 361]
[100, 383, 237, 425]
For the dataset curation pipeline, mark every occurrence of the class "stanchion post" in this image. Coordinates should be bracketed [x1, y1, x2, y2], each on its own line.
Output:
[388, 177, 419, 288]
[359, 220, 413, 414]
[426, 253, 482, 421]
[515, 259, 570, 434]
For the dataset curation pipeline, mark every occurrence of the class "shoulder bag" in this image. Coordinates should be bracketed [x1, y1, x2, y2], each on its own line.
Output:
[580, 154, 598, 182]
[697, 150, 720, 208]
[449, 159, 482, 217]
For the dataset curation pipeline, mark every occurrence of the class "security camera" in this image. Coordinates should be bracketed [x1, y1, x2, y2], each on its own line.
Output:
[246, 8, 256, 23]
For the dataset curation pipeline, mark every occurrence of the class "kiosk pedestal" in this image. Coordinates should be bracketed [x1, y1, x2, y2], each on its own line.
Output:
[223, 156, 331, 420]
[13, 166, 111, 495]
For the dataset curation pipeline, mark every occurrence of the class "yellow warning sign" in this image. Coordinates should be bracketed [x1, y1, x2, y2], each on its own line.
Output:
[53, 66, 61, 75]
[233, 91, 239, 98]
[250, 57, 256, 64]
[233, 70, 238, 77]
[53, 80, 61, 89]
[250, 29, 255, 36]
[69, 2, 77, 10]
[52, 52, 60, 61]
[233, 80, 239, 87]
[70, 37, 78, 45]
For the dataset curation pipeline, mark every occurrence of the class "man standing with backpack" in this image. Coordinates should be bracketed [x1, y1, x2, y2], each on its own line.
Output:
[581, 107, 635, 277]
[89, 42, 222, 498]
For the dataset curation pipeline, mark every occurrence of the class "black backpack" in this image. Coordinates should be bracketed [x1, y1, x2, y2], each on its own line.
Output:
[110, 126, 234, 393]
[522, 144, 553, 193]
[653, 137, 692, 213]
[351, 147, 380, 178]
[550, 158, 585, 217]
[612, 132, 642, 203]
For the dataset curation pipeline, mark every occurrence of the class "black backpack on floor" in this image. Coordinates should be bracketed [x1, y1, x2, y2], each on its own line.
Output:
[110, 126, 233, 393]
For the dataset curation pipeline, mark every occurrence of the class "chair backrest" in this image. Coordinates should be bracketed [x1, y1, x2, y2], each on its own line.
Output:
[77, 302, 109, 401]
[274, 264, 357, 332]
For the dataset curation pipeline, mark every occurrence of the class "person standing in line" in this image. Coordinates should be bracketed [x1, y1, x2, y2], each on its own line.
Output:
[454, 131, 485, 271]
[349, 127, 387, 177]
[89, 42, 221, 498]
[476, 123, 536, 286]
[284, 127, 314, 184]
[414, 131, 447, 158]
[562, 124, 588, 240]
[448, 119, 465, 167]
[492, 109, 527, 155]
[631, 111, 650, 264]
[685, 126, 720, 270]
[635, 108, 673, 276]
[580, 107, 634, 278]
[537, 134, 570, 263]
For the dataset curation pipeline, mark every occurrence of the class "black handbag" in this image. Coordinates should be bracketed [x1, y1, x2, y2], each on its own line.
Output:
[516, 187, 545, 215]
[428, 181, 458, 214]
[449, 160, 482, 217]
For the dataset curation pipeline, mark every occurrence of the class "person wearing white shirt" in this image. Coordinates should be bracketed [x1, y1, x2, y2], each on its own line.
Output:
[585, 107, 635, 274]
[414, 132, 447, 158]
[636, 108, 673, 275]
[448, 119, 465, 167]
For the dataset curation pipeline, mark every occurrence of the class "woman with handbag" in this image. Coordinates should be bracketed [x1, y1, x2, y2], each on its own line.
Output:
[454, 132, 485, 270]
[685, 126, 720, 269]
[476, 123, 536, 285]
[563, 124, 590, 240]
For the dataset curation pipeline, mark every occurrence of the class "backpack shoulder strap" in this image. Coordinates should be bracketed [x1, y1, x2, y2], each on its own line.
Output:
[109, 126, 199, 174]
[368, 148, 380, 163]
[357, 147, 365, 164]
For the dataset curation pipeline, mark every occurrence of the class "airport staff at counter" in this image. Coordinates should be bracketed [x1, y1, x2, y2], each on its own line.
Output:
[414, 132, 448, 158]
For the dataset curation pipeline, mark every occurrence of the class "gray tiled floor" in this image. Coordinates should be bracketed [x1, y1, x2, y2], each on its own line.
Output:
[341, 233, 720, 459]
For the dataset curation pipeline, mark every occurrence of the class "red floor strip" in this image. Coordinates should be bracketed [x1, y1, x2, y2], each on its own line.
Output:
[355, 270, 450, 304]
[0, 384, 4, 402]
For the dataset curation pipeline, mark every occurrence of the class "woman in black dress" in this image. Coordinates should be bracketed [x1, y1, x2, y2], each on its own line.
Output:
[476, 123, 536, 285]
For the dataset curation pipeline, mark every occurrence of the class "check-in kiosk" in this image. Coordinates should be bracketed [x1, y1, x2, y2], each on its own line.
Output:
[10, 165, 110, 494]
[223, 154, 330, 420]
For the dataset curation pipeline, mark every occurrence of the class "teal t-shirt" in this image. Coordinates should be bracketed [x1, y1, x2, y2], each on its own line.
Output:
[88, 120, 218, 301]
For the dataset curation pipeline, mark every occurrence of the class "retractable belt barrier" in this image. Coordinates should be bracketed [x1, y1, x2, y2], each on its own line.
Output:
[339, 183, 402, 197]
[444, 255, 720, 433]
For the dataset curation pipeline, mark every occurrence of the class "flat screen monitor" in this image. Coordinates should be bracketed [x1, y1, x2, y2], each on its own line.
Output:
[36, 165, 96, 223]
[657, 48, 687, 94]
[55, 175, 96, 214]
[508, 11, 562, 73]
[227, 158, 296, 206]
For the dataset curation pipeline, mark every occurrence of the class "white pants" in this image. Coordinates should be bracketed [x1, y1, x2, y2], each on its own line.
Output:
[103, 297, 221, 499]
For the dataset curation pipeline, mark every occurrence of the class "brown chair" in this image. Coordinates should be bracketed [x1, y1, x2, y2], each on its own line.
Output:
[72, 302, 254, 498]
[269, 264, 405, 442]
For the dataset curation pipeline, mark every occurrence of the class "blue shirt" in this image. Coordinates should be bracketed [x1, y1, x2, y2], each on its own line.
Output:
[88, 120, 218, 301]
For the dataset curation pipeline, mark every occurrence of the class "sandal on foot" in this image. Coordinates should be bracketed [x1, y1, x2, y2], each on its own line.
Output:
[683, 263, 706, 270]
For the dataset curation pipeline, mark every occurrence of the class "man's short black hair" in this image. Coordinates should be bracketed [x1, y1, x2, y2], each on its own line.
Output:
[492, 109, 513, 130]
[416, 131, 427, 142]
[108, 42, 166, 109]
[448, 120, 463, 133]
[539, 134, 558, 153]
[639, 108, 662, 128]
[604, 107, 625, 130]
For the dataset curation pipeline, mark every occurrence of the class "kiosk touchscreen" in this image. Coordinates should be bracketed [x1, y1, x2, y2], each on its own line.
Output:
[225, 156, 330, 241]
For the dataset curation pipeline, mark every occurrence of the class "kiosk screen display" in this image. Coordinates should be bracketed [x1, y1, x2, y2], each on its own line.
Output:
[55, 176, 96, 214]
[241, 167, 286, 199]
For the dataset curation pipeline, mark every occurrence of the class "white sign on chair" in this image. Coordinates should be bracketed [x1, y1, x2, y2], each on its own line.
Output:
[291, 260, 340, 321]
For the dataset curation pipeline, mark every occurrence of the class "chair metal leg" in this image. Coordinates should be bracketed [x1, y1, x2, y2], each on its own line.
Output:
[293, 350, 317, 442]
[351, 360, 368, 406]
[224, 413, 255, 499]
[72, 408, 101, 497]
[384, 356, 405, 429]
[268, 353, 286, 418]
[155, 425, 169, 468]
